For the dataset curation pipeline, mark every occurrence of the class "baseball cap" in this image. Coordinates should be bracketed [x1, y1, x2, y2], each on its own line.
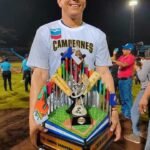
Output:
[122, 43, 134, 51]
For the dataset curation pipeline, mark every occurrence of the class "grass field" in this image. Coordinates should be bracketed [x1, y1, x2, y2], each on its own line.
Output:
[0, 61, 141, 111]
[0, 62, 29, 109]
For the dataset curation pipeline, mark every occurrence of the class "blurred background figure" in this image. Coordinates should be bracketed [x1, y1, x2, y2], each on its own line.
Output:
[124, 56, 150, 144]
[0, 57, 12, 91]
[134, 57, 142, 85]
[139, 83, 150, 150]
[0, 56, 3, 75]
[110, 48, 119, 92]
[21, 54, 31, 92]
[112, 43, 135, 120]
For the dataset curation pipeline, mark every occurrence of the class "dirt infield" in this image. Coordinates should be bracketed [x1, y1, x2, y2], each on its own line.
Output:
[0, 109, 29, 149]
[0, 108, 148, 150]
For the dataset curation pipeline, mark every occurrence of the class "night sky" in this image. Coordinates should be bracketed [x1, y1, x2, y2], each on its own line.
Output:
[0, 0, 150, 51]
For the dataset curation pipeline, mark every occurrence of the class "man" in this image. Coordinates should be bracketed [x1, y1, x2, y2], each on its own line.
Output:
[21, 54, 31, 92]
[139, 83, 150, 150]
[27, 0, 121, 148]
[124, 58, 150, 144]
[112, 43, 135, 119]
[0, 57, 12, 91]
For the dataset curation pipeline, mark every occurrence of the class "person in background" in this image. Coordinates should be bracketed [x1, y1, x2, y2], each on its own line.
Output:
[0, 57, 12, 91]
[112, 43, 135, 119]
[124, 57, 150, 144]
[110, 48, 119, 92]
[134, 56, 145, 85]
[139, 83, 150, 150]
[21, 54, 31, 92]
[0, 57, 3, 75]
[27, 0, 121, 148]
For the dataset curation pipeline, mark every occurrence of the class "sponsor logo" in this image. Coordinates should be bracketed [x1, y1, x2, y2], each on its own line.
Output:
[50, 28, 61, 39]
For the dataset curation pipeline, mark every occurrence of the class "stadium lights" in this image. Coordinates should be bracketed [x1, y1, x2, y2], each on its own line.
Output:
[129, 0, 138, 7]
[128, 0, 138, 42]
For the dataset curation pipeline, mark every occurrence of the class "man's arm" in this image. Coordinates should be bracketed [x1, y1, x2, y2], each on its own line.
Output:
[96, 66, 121, 141]
[29, 68, 49, 148]
[112, 53, 131, 68]
[113, 60, 129, 68]
[139, 83, 150, 114]
[137, 62, 150, 82]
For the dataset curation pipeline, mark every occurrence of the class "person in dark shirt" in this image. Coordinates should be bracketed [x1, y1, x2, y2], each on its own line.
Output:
[21, 54, 31, 92]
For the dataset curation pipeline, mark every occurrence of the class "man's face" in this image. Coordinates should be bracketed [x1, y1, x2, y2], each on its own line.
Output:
[57, 0, 86, 19]
[122, 49, 131, 55]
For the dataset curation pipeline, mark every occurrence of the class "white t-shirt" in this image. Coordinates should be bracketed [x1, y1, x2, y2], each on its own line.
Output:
[27, 20, 112, 77]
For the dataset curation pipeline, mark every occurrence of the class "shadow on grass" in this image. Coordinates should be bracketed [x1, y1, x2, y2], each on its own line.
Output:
[20, 97, 29, 101]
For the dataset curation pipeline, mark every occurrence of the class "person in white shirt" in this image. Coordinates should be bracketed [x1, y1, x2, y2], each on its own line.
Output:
[27, 0, 121, 148]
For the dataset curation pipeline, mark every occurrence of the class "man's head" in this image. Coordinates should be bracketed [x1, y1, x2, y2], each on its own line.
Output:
[24, 53, 29, 59]
[122, 43, 134, 55]
[57, 0, 86, 20]
[4, 58, 8, 61]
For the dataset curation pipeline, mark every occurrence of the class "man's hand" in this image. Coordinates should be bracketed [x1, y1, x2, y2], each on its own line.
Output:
[139, 97, 148, 114]
[110, 111, 121, 141]
[29, 116, 48, 148]
[111, 56, 116, 62]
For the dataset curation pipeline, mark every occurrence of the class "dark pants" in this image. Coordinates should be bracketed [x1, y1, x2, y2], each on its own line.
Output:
[2, 71, 12, 91]
[23, 70, 31, 91]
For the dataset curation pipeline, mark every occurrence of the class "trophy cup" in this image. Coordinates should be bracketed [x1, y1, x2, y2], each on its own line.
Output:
[67, 74, 91, 125]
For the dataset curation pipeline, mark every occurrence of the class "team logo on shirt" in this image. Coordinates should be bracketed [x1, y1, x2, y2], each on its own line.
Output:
[53, 39, 94, 53]
[50, 28, 61, 39]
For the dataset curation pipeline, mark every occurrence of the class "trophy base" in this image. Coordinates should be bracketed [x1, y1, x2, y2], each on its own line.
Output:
[38, 126, 113, 150]
[72, 115, 91, 125]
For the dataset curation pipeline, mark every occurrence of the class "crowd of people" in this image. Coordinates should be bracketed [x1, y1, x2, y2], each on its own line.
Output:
[111, 43, 150, 149]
